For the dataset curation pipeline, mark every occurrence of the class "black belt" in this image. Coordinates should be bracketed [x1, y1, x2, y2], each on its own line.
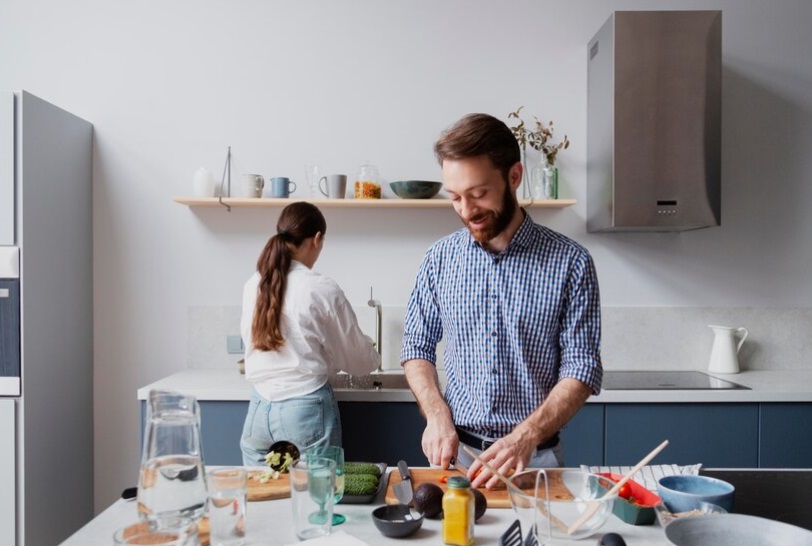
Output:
[456, 427, 560, 452]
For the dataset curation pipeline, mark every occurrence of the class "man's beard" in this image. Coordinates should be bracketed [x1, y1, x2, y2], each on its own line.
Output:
[461, 182, 517, 244]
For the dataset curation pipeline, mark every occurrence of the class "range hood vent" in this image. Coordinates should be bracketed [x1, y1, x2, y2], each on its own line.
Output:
[587, 11, 722, 232]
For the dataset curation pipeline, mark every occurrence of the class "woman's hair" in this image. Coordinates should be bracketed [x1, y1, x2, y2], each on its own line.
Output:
[252, 202, 327, 351]
[433, 113, 520, 182]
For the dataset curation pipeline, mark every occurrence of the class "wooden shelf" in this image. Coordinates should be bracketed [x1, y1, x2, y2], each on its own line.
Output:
[173, 197, 576, 209]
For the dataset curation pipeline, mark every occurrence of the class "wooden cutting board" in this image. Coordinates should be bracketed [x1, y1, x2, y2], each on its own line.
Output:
[246, 470, 291, 501]
[385, 468, 574, 509]
[386, 468, 513, 508]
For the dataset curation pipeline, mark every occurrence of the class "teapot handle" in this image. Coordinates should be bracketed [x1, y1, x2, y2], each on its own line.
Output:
[735, 327, 749, 352]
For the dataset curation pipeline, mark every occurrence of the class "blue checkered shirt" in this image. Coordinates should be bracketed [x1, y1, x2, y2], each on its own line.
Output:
[400, 214, 602, 438]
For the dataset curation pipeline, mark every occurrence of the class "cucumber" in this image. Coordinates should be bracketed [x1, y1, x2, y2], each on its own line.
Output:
[343, 473, 379, 495]
[343, 462, 382, 478]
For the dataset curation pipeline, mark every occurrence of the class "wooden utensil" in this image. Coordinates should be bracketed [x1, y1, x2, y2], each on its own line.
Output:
[461, 446, 568, 533]
[567, 439, 670, 535]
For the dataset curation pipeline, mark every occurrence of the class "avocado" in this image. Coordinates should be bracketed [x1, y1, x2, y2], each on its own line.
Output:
[472, 488, 487, 521]
[413, 482, 444, 519]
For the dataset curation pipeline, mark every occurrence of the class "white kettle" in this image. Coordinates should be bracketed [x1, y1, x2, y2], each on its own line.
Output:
[707, 324, 748, 374]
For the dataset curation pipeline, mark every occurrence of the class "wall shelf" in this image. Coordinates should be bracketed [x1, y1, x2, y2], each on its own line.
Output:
[173, 197, 577, 209]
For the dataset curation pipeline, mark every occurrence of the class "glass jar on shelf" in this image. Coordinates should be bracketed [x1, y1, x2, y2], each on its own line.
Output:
[354, 163, 381, 199]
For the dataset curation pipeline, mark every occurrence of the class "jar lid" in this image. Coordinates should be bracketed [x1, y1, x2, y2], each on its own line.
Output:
[447, 476, 471, 489]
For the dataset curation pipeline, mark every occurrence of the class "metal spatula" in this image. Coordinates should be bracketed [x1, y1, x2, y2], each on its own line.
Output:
[498, 519, 523, 546]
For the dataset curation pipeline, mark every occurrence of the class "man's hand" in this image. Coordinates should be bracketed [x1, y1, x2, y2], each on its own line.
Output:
[467, 429, 536, 489]
[422, 415, 459, 469]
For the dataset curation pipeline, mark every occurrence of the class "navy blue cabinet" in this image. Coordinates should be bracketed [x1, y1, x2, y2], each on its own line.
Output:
[338, 401, 427, 466]
[141, 399, 811, 470]
[605, 403, 759, 467]
[759, 403, 812, 468]
[561, 404, 604, 466]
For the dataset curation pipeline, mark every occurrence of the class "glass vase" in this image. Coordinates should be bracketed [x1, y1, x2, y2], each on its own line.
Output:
[530, 159, 559, 199]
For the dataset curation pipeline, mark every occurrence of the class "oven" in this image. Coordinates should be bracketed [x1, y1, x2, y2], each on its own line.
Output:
[0, 247, 20, 396]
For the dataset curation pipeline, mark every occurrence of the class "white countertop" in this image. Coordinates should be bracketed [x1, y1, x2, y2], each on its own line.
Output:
[61, 469, 673, 546]
[137, 369, 812, 404]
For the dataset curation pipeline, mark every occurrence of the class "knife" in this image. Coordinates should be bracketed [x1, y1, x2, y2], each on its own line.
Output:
[393, 460, 414, 506]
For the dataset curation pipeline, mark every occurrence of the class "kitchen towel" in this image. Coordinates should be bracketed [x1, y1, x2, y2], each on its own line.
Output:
[581, 464, 703, 492]
[284, 530, 369, 546]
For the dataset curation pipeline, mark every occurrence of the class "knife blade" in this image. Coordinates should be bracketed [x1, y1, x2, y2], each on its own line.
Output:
[393, 459, 414, 505]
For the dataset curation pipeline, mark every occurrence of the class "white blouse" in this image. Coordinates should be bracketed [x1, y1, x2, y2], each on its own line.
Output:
[241, 261, 380, 401]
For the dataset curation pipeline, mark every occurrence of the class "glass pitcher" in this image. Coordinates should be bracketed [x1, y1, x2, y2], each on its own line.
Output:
[138, 390, 208, 526]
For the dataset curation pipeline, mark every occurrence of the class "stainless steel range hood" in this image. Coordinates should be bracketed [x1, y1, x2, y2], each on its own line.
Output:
[587, 11, 722, 232]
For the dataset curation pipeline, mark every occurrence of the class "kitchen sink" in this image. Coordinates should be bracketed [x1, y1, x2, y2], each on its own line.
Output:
[329, 373, 410, 390]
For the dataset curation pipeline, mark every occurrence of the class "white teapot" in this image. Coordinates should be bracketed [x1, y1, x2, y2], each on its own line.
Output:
[707, 324, 748, 374]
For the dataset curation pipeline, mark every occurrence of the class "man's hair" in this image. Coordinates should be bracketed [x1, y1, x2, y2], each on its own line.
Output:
[433, 113, 521, 182]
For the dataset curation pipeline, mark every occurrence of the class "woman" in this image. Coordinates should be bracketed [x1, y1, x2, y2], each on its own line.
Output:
[240, 202, 380, 466]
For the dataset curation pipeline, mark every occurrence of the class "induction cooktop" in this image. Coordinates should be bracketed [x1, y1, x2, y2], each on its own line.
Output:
[602, 371, 749, 390]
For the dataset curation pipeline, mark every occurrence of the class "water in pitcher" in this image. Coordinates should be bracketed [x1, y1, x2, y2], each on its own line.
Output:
[138, 454, 207, 524]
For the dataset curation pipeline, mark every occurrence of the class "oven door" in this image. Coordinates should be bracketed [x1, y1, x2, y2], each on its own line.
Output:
[0, 247, 20, 396]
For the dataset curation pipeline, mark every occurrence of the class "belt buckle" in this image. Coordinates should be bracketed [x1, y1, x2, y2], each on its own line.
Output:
[480, 439, 493, 451]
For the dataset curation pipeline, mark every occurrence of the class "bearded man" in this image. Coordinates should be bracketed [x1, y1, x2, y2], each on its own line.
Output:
[400, 113, 603, 489]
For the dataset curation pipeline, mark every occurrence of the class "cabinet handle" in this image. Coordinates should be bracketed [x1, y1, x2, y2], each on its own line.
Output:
[0, 288, 9, 298]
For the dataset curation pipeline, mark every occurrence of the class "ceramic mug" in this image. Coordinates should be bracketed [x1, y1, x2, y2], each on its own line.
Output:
[268, 177, 297, 198]
[319, 174, 347, 199]
[241, 174, 264, 198]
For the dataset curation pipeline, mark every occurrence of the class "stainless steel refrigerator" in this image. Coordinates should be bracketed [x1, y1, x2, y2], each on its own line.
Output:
[0, 90, 93, 546]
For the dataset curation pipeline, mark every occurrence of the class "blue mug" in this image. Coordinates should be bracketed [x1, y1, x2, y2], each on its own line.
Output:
[269, 177, 297, 198]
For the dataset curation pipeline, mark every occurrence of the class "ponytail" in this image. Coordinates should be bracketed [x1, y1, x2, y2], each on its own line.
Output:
[251, 202, 327, 351]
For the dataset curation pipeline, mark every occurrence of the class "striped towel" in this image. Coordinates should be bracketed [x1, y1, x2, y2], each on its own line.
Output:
[580, 464, 703, 492]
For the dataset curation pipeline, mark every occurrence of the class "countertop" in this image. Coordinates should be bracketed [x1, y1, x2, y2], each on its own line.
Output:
[61, 468, 673, 546]
[136, 369, 812, 403]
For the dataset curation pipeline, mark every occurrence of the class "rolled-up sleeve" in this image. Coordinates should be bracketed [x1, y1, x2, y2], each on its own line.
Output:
[400, 249, 443, 366]
[558, 251, 602, 395]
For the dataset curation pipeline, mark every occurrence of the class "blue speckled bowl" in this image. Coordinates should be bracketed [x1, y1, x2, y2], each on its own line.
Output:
[389, 180, 442, 199]
[658, 475, 735, 513]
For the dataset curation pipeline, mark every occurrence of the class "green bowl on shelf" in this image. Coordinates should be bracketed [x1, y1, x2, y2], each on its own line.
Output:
[389, 181, 442, 199]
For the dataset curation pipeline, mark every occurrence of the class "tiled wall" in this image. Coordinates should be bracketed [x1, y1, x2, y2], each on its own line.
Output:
[188, 306, 812, 373]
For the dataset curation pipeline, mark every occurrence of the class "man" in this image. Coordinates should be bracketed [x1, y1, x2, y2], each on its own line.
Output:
[400, 113, 602, 489]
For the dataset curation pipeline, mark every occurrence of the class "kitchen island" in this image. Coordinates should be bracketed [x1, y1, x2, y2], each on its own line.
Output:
[61, 468, 674, 546]
[137, 369, 812, 469]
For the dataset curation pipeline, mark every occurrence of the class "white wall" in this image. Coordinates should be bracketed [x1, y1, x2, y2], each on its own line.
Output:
[2, 0, 811, 512]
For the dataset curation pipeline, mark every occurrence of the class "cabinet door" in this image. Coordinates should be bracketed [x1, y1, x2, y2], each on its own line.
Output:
[339, 402, 427, 466]
[760, 403, 812, 468]
[560, 404, 604, 466]
[605, 403, 759, 467]
[0, 400, 15, 546]
[199, 401, 247, 466]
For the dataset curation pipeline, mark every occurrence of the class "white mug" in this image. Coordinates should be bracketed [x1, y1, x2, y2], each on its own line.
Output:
[319, 174, 347, 199]
[241, 174, 264, 198]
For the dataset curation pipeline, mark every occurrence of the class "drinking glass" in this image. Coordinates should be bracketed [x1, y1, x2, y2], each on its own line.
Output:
[306, 446, 346, 525]
[290, 458, 335, 540]
[206, 468, 247, 546]
[305, 164, 320, 198]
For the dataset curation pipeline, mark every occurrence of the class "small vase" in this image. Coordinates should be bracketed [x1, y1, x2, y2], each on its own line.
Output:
[530, 159, 558, 199]
[542, 163, 559, 199]
[520, 149, 530, 199]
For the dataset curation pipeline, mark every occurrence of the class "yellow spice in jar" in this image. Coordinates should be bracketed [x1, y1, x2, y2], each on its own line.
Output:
[442, 476, 474, 545]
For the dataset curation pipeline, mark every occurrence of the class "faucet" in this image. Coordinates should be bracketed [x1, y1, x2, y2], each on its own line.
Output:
[367, 287, 383, 372]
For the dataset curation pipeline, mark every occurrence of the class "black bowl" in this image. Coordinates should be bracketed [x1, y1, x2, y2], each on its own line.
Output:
[371, 504, 424, 538]
[389, 180, 442, 199]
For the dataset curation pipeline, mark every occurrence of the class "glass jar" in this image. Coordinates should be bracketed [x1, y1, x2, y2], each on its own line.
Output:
[442, 476, 474, 546]
[354, 163, 381, 199]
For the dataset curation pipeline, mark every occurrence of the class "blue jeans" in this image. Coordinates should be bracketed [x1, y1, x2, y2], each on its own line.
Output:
[240, 383, 342, 466]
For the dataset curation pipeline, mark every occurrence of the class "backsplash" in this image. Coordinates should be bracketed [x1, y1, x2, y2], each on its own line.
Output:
[188, 306, 812, 373]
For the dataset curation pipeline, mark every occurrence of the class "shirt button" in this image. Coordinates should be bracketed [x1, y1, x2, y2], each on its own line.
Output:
[491, 331, 497, 337]
[491, 368, 497, 374]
